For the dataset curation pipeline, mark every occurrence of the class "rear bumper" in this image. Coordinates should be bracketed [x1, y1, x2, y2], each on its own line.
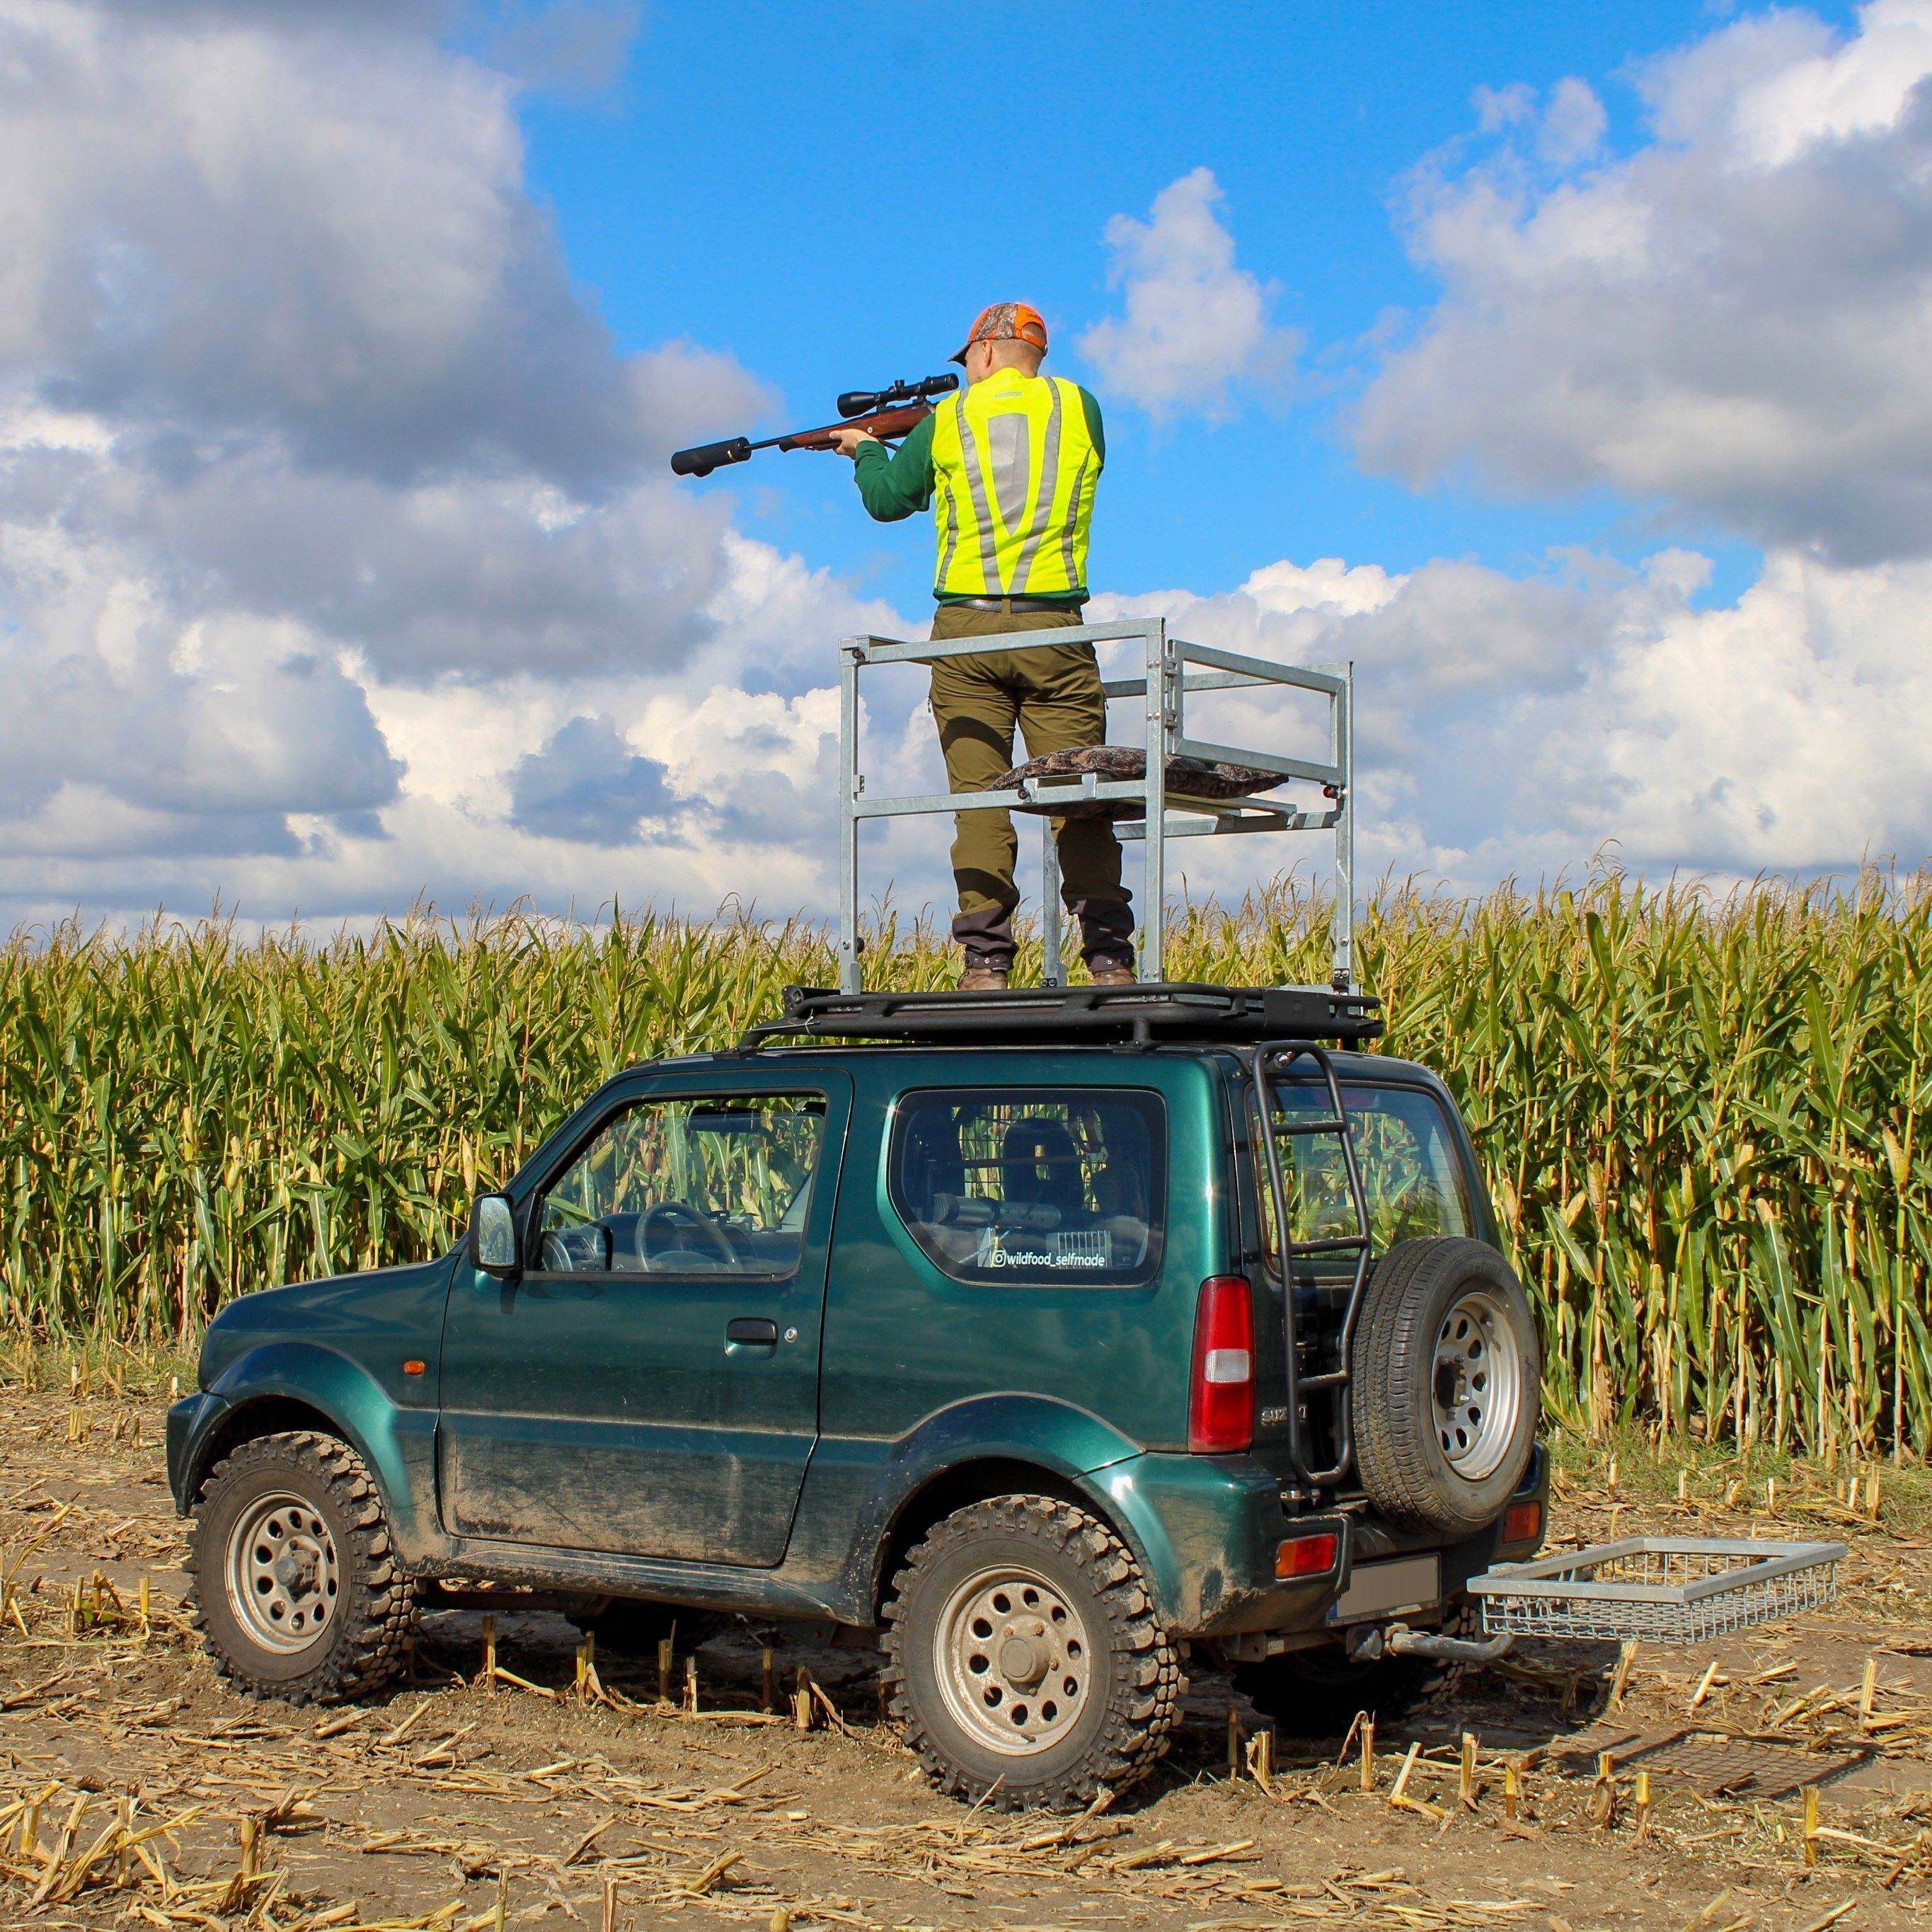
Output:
[1090, 1452, 1351, 1636]
[1090, 1441, 1548, 1640]
[1346, 1441, 1551, 1598]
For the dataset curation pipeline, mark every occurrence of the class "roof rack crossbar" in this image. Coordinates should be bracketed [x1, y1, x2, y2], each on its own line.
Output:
[735, 981, 1382, 1049]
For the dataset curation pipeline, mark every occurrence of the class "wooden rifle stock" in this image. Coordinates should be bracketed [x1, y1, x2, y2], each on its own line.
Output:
[776, 402, 933, 452]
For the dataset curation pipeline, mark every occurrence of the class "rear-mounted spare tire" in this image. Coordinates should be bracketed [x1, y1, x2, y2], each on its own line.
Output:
[1352, 1237, 1540, 1534]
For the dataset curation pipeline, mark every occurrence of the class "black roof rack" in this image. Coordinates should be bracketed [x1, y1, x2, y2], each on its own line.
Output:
[738, 982, 1383, 1049]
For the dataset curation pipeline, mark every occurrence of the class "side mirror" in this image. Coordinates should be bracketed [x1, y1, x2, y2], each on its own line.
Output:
[470, 1194, 519, 1277]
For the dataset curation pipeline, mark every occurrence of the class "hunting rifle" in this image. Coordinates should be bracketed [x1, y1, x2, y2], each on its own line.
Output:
[670, 373, 959, 478]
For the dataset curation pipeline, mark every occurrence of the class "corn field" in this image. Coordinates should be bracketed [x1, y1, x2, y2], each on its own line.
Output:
[2, 870, 1928, 1458]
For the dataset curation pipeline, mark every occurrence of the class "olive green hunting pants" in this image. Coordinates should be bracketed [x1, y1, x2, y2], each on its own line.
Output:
[927, 604, 1133, 972]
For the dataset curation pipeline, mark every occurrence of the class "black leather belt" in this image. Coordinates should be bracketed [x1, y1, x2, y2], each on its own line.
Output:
[941, 597, 1086, 614]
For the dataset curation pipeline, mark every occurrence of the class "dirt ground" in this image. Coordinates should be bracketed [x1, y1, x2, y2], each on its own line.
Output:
[5, 1383, 1932, 1932]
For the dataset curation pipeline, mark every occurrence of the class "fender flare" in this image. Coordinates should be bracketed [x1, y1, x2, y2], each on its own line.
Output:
[826, 1394, 1176, 1625]
[180, 1342, 443, 1560]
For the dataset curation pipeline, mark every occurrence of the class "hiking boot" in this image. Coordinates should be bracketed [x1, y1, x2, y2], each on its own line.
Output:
[1089, 962, 1137, 987]
[959, 965, 1011, 992]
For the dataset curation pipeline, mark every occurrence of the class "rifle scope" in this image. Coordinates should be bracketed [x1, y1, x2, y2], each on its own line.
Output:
[836, 374, 959, 419]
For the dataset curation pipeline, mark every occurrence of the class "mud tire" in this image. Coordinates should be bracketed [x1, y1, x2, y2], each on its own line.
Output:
[882, 1494, 1183, 1812]
[186, 1430, 419, 1705]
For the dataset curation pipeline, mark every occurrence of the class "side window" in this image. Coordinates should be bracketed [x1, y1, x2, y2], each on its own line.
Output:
[890, 1089, 1166, 1286]
[1254, 1082, 1472, 1280]
[534, 1093, 827, 1277]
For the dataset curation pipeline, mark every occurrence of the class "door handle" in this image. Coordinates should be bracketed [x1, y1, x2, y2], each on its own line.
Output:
[725, 1318, 779, 1345]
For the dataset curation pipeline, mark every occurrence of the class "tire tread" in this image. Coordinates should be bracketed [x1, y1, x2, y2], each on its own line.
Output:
[1352, 1238, 1540, 1534]
[880, 1495, 1181, 1812]
[185, 1430, 419, 1706]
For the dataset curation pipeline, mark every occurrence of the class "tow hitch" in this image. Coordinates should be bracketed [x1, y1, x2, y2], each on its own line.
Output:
[1385, 1623, 1517, 1662]
[1345, 1622, 1517, 1664]
[1343, 1534, 1848, 1669]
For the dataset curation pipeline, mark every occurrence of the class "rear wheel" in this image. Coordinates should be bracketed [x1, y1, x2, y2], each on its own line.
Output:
[1353, 1239, 1541, 1534]
[882, 1495, 1182, 1812]
[187, 1431, 418, 1704]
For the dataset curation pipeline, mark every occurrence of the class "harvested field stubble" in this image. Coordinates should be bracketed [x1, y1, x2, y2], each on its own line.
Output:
[6, 1379, 1932, 1929]
[5, 868, 1932, 1454]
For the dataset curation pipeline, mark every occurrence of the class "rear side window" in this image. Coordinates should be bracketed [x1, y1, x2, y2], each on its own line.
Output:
[1255, 1081, 1472, 1280]
[890, 1090, 1166, 1285]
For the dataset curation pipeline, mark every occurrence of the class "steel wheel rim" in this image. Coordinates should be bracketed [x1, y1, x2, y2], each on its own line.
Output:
[225, 1491, 341, 1654]
[1432, 1288, 1521, 1481]
[933, 1563, 1093, 1756]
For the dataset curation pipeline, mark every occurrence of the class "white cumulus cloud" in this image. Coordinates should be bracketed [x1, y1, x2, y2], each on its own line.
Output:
[1357, 0, 1932, 564]
[0, 0, 907, 932]
[1079, 168, 1300, 420]
[1091, 541, 1932, 895]
[6, 0, 1928, 944]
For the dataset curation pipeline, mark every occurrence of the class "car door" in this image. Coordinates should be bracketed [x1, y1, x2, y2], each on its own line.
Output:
[437, 1072, 850, 1566]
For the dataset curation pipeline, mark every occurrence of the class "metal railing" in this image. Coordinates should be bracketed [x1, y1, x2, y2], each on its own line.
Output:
[836, 616, 1355, 991]
[1249, 1040, 1375, 1490]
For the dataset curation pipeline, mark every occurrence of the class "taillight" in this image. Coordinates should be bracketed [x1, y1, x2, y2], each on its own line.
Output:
[1276, 1532, 1338, 1578]
[1188, 1275, 1254, 1453]
[1502, 1499, 1543, 1546]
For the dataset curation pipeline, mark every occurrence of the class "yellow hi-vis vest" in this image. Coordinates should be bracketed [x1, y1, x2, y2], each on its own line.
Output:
[931, 371, 1100, 599]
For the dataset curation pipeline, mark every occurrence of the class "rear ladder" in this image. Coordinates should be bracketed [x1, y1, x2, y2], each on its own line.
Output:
[1249, 1040, 1374, 1491]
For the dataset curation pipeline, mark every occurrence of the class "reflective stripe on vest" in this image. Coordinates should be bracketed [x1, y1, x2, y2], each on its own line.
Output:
[931, 372, 1100, 597]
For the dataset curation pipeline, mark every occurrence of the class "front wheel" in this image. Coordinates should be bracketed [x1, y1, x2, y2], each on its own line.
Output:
[186, 1430, 419, 1704]
[882, 1495, 1182, 1812]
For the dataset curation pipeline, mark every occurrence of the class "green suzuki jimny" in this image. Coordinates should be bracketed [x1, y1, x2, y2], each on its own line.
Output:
[168, 982, 1546, 1810]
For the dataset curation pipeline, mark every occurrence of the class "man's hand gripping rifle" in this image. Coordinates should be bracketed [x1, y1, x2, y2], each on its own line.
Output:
[670, 373, 958, 478]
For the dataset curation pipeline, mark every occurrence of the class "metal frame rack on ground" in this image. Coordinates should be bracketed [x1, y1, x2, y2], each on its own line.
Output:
[836, 616, 1355, 991]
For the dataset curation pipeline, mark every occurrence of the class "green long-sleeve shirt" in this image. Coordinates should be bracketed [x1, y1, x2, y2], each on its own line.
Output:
[851, 387, 1105, 606]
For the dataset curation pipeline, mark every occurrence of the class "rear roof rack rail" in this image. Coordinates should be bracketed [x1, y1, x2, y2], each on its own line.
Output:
[737, 981, 1383, 1050]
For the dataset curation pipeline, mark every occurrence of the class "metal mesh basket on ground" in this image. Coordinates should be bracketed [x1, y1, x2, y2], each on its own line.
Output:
[1471, 1536, 1846, 1645]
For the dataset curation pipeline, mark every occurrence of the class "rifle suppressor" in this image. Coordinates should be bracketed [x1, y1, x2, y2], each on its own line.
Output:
[671, 437, 753, 478]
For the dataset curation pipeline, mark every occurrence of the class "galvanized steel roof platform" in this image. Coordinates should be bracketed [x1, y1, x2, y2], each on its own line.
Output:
[742, 981, 1384, 1047]
[836, 617, 1356, 993]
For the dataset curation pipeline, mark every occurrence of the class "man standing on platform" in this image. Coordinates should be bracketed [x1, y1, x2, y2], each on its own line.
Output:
[833, 303, 1134, 991]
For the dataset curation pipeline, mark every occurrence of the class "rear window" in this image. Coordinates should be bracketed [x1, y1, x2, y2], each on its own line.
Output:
[890, 1089, 1166, 1286]
[1256, 1081, 1472, 1280]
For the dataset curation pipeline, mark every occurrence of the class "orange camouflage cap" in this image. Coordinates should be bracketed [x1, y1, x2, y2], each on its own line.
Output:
[950, 301, 1050, 367]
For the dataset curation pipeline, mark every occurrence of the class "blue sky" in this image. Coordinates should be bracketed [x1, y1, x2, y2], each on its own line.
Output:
[521, 0, 1846, 616]
[1, 0, 1927, 931]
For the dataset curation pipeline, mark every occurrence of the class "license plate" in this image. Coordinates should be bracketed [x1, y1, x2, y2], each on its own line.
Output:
[1328, 1553, 1441, 1624]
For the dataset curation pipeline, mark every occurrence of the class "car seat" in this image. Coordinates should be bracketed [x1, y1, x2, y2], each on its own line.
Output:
[1001, 1117, 1085, 1218]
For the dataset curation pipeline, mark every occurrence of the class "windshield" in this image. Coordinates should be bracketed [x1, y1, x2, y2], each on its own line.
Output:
[1255, 1079, 1472, 1282]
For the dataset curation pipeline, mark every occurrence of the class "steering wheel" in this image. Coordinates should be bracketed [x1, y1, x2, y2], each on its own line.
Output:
[637, 1200, 737, 1270]
[541, 1224, 612, 1273]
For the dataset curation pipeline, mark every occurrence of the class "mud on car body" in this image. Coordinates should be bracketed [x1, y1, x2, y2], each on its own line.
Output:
[169, 983, 1546, 1810]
